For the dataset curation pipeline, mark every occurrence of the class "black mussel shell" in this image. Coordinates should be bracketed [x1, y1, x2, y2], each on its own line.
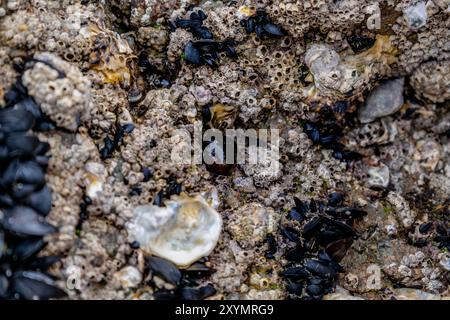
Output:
[192, 26, 213, 39]
[184, 263, 213, 278]
[325, 238, 353, 262]
[347, 35, 375, 53]
[0, 194, 14, 207]
[1, 159, 46, 192]
[198, 10, 207, 21]
[327, 192, 344, 207]
[1, 206, 57, 236]
[306, 284, 323, 297]
[147, 256, 181, 285]
[305, 259, 336, 279]
[184, 42, 202, 65]
[12, 271, 66, 300]
[179, 284, 216, 300]
[5, 134, 40, 157]
[280, 226, 300, 242]
[28, 256, 60, 271]
[419, 222, 432, 234]
[285, 245, 305, 262]
[255, 24, 264, 38]
[302, 217, 323, 239]
[153, 289, 177, 300]
[0, 109, 35, 133]
[288, 208, 305, 222]
[12, 237, 46, 261]
[175, 18, 195, 29]
[282, 267, 309, 279]
[286, 281, 303, 295]
[14, 97, 42, 120]
[262, 22, 285, 37]
[245, 17, 255, 33]
[294, 197, 309, 215]
[121, 123, 135, 134]
[23, 185, 52, 216]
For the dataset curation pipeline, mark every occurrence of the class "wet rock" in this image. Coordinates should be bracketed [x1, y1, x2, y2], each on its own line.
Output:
[359, 78, 405, 123]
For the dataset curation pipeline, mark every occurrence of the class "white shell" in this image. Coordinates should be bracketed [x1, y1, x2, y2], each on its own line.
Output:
[126, 195, 222, 268]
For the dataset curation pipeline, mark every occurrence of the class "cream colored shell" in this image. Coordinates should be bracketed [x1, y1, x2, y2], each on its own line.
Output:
[127, 195, 222, 268]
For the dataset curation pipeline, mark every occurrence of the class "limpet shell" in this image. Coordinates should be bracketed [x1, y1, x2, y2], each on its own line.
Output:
[126, 195, 222, 268]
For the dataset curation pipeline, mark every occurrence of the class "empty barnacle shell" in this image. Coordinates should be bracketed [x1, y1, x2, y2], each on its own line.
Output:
[84, 162, 107, 200]
[127, 195, 222, 268]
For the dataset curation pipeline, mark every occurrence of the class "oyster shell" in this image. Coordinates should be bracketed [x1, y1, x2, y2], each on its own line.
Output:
[126, 195, 222, 268]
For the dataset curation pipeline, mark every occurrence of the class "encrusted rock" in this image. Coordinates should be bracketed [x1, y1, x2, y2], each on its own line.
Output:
[22, 52, 91, 131]
[226, 203, 280, 249]
[410, 60, 450, 103]
[386, 192, 416, 228]
[126, 195, 222, 268]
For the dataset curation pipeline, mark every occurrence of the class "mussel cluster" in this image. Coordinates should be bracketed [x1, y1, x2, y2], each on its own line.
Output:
[146, 256, 216, 300]
[172, 9, 212, 40]
[418, 218, 450, 252]
[0, 82, 65, 300]
[171, 9, 237, 66]
[240, 10, 286, 38]
[278, 193, 367, 300]
[99, 122, 134, 159]
[302, 120, 362, 162]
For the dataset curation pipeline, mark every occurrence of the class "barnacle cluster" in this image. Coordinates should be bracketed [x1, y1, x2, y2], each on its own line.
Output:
[0, 0, 448, 301]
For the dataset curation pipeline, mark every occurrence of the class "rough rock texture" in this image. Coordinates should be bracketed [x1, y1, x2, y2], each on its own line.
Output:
[0, 0, 448, 300]
[22, 52, 91, 131]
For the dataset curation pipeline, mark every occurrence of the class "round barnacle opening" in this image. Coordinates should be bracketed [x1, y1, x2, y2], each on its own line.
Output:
[0, 82, 65, 300]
